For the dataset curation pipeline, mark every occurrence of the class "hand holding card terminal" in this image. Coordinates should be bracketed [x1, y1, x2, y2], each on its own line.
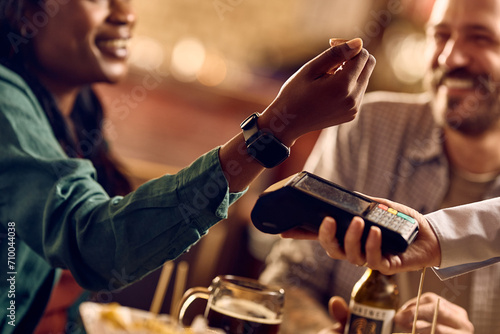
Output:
[250, 172, 418, 254]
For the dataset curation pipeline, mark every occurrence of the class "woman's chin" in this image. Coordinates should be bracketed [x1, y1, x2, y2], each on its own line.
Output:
[101, 66, 129, 84]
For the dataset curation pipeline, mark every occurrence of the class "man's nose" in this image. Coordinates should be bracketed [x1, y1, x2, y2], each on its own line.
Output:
[438, 38, 471, 70]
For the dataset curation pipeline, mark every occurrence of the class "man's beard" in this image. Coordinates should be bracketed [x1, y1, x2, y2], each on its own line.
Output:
[429, 67, 500, 136]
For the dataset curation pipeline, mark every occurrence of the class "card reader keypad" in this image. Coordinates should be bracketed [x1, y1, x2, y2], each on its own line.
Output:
[364, 204, 417, 239]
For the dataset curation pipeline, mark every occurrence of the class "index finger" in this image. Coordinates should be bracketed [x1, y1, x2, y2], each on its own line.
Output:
[333, 48, 373, 86]
[318, 217, 347, 260]
[343, 217, 367, 266]
[281, 227, 318, 240]
[365, 226, 390, 271]
[304, 39, 364, 80]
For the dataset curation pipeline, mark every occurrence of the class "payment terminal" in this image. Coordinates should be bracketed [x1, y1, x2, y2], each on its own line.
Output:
[251, 172, 419, 254]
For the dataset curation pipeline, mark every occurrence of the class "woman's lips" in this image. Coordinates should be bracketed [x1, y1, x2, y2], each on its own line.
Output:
[96, 38, 130, 59]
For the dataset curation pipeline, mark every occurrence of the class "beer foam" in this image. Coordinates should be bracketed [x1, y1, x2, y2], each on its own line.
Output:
[211, 298, 282, 325]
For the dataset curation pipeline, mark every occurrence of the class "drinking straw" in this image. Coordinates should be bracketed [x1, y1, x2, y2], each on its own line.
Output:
[150, 262, 175, 314]
[170, 261, 189, 315]
[430, 298, 440, 334]
[412, 267, 427, 334]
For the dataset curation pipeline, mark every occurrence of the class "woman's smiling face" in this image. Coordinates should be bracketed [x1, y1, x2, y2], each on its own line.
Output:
[26, 0, 136, 88]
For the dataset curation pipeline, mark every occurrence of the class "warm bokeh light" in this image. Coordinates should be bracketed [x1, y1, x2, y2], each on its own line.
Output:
[197, 52, 227, 87]
[129, 35, 166, 71]
[129, 0, 436, 92]
[170, 37, 206, 82]
[386, 33, 427, 85]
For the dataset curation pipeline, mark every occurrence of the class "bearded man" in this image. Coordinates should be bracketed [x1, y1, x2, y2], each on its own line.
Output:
[260, 0, 500, 333]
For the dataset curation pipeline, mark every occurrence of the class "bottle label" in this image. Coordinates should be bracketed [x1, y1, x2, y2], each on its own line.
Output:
[345, 301, 396, 334]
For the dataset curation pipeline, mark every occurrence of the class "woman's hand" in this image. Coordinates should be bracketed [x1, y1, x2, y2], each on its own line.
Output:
[258, 38, 376, 147]
[219, 38, 375, 192]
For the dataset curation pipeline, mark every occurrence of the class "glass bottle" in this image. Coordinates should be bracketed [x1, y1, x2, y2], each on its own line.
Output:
[344, 269, 399, 334]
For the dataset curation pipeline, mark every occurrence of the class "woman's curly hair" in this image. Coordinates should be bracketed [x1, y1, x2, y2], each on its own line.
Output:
[0, 0, 31, 58]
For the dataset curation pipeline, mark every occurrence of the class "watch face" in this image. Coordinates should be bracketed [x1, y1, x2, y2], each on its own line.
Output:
[247, 133, 290, 168]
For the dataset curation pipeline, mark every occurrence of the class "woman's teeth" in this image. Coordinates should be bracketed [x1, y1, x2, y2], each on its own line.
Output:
[98, 39, 129, 49]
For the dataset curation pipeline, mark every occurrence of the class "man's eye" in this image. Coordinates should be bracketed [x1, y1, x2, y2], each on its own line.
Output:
[433, 32, 450, 44]
[471, 35, 494, 45]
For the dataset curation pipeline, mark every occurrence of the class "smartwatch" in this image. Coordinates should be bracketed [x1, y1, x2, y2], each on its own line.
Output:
[240, 113, 290, 168]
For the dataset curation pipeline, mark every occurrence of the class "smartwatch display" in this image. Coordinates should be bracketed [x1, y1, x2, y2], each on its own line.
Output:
[240, 113, 290, 168]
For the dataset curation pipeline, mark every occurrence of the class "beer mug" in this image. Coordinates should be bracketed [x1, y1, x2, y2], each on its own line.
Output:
[174, 275, 285, 334]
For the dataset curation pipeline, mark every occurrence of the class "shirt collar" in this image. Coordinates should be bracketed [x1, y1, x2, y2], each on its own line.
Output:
[406, 100, 446, 164]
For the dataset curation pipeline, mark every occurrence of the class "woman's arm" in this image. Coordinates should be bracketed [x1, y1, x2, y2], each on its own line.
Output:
[0, 39, 375, 290]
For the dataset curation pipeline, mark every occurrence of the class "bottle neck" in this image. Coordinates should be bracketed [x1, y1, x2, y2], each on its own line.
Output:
[351, 268, 400, 310]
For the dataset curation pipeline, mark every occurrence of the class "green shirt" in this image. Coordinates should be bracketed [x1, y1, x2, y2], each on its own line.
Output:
[0, 64, 244, 333]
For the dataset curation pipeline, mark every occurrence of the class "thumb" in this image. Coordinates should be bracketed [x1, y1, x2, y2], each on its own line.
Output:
[329, 296, 349, 325]
[304, 38, 363, 78]
[334, 38, 363, 60]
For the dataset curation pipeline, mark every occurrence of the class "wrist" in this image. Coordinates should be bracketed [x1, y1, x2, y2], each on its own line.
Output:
[425, 218, 442, 268]
[258, 105, 299, 147]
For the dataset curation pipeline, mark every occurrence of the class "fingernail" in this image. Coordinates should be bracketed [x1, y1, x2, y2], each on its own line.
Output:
[329, 38, 347, 46]
[324, 217, 335, 232]
[346, 38, 363, 50]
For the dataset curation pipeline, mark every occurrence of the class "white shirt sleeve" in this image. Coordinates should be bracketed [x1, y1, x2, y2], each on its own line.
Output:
[425, 197, 500, 279]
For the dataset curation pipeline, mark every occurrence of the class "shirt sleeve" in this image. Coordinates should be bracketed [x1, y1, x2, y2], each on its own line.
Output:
[425, 198, 500, 279]
[0, 67, 245, 291]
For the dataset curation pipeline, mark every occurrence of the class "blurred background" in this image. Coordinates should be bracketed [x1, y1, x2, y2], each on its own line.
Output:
[95, 0, 434, 319]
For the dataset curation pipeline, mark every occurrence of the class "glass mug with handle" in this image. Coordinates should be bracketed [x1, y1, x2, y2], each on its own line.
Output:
[174, 275, 285, 334]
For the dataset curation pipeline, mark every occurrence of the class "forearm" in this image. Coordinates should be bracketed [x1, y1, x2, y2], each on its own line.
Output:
[1, 148, 243, 291]
[218, 132, 265, 193]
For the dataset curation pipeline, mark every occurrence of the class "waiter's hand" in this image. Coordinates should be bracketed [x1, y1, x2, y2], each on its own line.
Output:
[316, 197, 441, 275]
